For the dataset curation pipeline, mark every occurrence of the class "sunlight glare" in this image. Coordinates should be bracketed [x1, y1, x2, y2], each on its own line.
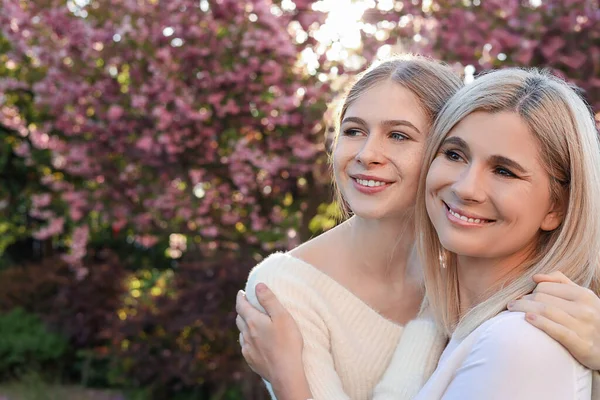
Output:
[312, 0, 372, 51]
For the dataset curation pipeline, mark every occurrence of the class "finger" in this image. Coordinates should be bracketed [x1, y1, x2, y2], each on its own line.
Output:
[522, 313, 584, 354]
[237, 290, 266, 320]
[519, 292, 578, 314]
[508, 295, 582, 323]
[255, 283, 286, 318]
[530, 281, 581, 301]
[533, 271, 576, 286]
[240, 339, 253, 363]
[235, 290, 245, 314]
[236, 314, 250, 337]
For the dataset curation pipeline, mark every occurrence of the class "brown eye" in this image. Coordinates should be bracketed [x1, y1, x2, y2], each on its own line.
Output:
[495, 167, 517, 178]
[443, 149, 463, 162]
[343, 128, 363, 137]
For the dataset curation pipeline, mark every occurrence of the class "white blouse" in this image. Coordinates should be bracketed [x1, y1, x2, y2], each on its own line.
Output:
[413, 311, 592, 400]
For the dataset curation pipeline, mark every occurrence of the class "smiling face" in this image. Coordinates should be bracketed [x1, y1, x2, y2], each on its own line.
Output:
[333, 81, 429, 220]
[425, 111, 563, 261]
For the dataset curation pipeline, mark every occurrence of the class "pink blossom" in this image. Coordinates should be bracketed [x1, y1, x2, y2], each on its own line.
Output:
[201, 226, 219, 237]
[31, 193, 52, 208]
[136, 136, 154, 152]
[107, 105, 124, 121]
[33, 217, 65, 239]
[135, 234, 159, 248]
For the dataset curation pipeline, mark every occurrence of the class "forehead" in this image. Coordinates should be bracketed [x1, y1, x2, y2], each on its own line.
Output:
[447, 111, 541, 163]
[344, 82, 428, 128]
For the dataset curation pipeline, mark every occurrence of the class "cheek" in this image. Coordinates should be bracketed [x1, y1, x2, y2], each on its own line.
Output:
[500, 190, 552, 227]
[425, 158, 451, 194]
[391, 145, 425, 179]
[331, 146, 346, 178]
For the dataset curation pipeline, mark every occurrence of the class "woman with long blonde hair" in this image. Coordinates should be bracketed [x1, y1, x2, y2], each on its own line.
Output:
[236, 66, 600, 399]
[238, 54, 465, 399]
[411, 68, 600, 398]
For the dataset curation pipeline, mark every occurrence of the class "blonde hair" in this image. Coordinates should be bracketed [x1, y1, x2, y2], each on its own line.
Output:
[332, 54, 463, 218]
[416, 68, 600, 337]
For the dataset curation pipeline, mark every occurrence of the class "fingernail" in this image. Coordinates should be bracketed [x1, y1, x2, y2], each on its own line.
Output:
[507, 301, 515, 309]
[256, 283, 266, 293]
[526, 313, 536, 321]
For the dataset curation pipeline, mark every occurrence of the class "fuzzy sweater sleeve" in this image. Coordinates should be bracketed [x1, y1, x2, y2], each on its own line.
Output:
[245, 257, 352, 400]
[372, 315, 446, 400]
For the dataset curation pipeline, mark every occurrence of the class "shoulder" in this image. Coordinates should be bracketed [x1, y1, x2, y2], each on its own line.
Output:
[244, 253, 335, 337]
[245, 252, 325, 313]
[430, 312, 592, 400]
[471, 311, 580, 369]
[288, 222, 348, 275]
[246, 252, 318, 289]
[247, 252, 299, 280]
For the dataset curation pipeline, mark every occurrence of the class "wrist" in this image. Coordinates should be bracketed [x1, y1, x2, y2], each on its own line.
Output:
[270, 362, 312, 400]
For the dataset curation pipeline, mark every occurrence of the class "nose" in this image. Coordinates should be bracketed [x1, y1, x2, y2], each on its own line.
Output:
[451, 165, 486, 203]
[355, 134, 385, 166]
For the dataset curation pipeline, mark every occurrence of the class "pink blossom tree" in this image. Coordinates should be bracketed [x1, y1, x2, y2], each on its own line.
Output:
[358, 0, 600, 117]
[1, 0, 332, 265]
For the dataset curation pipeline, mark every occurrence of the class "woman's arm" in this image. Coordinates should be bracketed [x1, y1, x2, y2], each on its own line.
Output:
[507, 271, 600, 370]
[236, 281, 351, 400]
[236, 286, 312, 400]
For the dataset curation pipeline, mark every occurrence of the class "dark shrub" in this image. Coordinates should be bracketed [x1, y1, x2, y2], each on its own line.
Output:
[0, 308, 68, 379]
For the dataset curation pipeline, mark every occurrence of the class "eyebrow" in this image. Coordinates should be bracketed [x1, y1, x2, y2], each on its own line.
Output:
[441, 136, 469, 153]
[341, 116, 421, 134]
[441, 136, 529, 174]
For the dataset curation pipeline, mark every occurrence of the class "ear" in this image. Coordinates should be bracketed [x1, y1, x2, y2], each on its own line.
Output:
[540, 210, 563, 231]
[540, 197, 566, 232]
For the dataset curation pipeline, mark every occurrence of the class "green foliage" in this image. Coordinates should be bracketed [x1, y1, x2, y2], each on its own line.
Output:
[309, 201, 343, 234]
[0, 308, 68, 378]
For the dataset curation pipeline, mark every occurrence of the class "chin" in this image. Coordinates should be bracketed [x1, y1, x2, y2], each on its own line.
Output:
[438, 236, 488, 258]
[351, 208, 391, 220]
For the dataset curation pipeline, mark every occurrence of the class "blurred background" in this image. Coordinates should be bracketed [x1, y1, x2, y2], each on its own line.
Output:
[0, 0, 598, 399]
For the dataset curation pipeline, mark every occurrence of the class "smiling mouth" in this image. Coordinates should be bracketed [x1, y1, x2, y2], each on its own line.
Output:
[443, 202, 495, 225]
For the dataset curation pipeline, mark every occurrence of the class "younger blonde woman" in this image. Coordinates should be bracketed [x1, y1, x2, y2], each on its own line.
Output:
[236, 67, 600, 399]
[237, 55, 464, 399]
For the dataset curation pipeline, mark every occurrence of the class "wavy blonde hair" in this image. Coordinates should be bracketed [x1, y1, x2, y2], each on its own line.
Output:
[332, 54, 463, 218]
[415, 68, 600, 337]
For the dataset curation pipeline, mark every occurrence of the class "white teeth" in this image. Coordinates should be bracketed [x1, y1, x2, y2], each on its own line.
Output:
[356, 179, 386, 187]
[448, 206, 487, 224]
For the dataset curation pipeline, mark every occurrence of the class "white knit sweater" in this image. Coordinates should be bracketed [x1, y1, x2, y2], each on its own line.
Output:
[245, 252, 446, 400]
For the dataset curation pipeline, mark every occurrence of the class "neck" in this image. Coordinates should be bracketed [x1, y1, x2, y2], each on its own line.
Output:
[455, 243, 537, 315]
[341, 214, 420, 284]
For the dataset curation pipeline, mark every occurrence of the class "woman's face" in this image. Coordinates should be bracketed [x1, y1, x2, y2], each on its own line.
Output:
[333, 82, 429, 220]
[425, 111, 563, 261]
